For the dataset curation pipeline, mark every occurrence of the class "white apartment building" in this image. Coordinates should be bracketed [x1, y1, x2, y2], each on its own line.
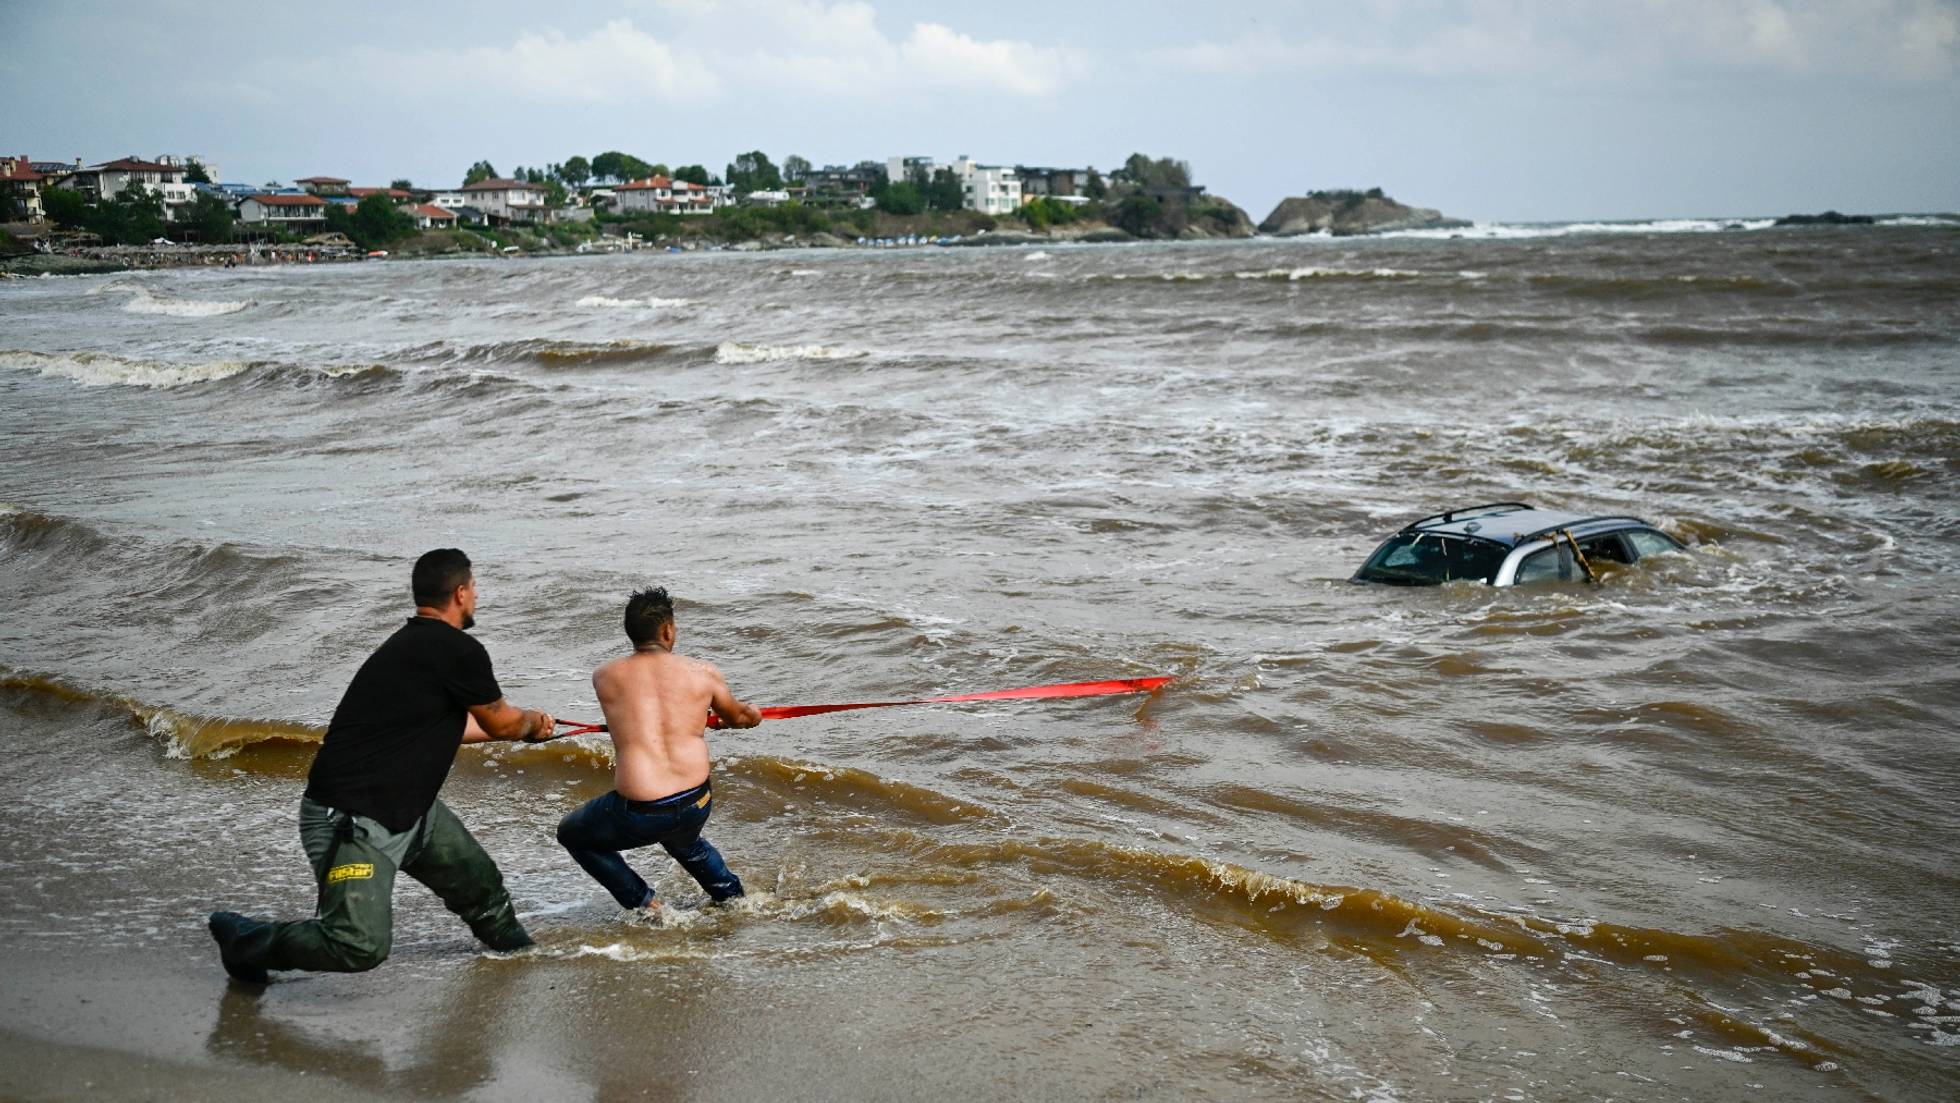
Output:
[886, 155, 936, 184]
[953, 157, 1021, 215]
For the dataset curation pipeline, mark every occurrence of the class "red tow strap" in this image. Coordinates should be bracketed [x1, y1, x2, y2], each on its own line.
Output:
[553, 675, 1171, 735]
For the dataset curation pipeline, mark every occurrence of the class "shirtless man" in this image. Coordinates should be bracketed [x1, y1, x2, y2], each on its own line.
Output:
[555, 586, 761, 915]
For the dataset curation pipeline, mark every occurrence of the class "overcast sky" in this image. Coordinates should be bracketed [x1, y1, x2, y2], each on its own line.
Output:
[5, 0, 1956, 221]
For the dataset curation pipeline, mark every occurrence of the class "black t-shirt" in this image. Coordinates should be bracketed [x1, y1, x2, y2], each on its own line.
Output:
[304, 617, 503, 831]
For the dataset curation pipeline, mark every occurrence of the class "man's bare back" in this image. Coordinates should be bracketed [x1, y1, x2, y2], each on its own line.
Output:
[593, 643, 760, 802]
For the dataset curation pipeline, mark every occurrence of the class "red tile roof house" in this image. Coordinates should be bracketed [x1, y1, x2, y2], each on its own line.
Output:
[615, 175, 717, 215]
[236, 193, 329, 231]
[347, 186, 416, 202]
[404, 203, 457, 230]
[459, 177, 550, 223]
[55, 156, 187, 200]
[1, 155, 47, 220]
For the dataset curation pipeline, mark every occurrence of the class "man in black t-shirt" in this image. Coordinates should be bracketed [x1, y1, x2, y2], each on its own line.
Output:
[206, 549, 559, 983]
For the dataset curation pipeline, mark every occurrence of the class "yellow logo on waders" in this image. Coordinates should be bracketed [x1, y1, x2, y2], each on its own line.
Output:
[327, 862, 375, 883]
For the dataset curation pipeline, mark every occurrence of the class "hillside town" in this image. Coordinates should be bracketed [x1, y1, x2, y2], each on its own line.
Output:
[0, 148, 1235, 259]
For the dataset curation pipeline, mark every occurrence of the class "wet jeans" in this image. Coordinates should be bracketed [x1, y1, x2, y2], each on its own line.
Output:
[555, 782, 744, 909]
[215, 797, 531, 974]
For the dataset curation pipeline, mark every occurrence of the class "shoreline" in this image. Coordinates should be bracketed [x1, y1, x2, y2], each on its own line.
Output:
[5, 213, 1954, 278]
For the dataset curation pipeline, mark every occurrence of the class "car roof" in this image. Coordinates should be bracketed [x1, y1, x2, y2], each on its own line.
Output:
[1393, 502, 1659, 548]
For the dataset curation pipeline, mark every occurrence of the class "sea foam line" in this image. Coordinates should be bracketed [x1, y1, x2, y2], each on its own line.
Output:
[714, 343, 866, 365]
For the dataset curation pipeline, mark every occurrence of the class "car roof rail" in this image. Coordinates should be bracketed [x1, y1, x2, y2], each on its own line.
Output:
[1515, 516, 1648, 543]
[1400, 501, 1534, 532]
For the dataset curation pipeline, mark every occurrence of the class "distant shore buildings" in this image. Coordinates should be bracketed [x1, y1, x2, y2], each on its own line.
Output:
[1, 147, 1112, 240]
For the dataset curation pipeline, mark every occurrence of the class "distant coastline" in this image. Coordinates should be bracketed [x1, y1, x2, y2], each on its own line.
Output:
[4, 209, 1954, 277]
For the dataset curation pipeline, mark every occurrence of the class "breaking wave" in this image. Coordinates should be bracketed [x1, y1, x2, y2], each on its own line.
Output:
[714, 343, 866, 365]
[0, 348, 259, 388]
[0, 667, 321, 759]
[574, 295, 694, 310]
[113, 285, 252, 317]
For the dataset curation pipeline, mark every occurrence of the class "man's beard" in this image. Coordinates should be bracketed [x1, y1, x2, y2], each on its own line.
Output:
[462, 613, 476, 630]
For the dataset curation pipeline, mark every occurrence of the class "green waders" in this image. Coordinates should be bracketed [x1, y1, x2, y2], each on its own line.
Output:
[220, 797, 531, 974]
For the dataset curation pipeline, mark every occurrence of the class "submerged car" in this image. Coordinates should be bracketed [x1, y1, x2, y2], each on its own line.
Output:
[1353, 501, 1686, 586]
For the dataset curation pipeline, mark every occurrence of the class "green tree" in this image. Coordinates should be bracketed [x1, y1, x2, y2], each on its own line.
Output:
[184, 159, 212, 184]
[1084, 168, 1106, 200]
[561, 155, 591, 188]
[672, 164, 710, 186]
[782, 154, 811, 183]
[390, 178, 414, 191]
[543, 179, 569, 207]
[96, 184, 167, 244]
[725, 150, 782, 193]
[43, 186, 90, 229]
[591, 151, 653, 183]
[463, 160, 498, 185]
[876, 181, 924, 215]
[1111, 194, 1162, 237]
[186, 192, 234, 244]
[926, 167, 963, 211]
[647, 163, 671, 179]
[353, 194, 414, 247]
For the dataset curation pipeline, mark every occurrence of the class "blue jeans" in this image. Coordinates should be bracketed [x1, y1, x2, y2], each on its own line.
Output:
[556, 782, 743, 909]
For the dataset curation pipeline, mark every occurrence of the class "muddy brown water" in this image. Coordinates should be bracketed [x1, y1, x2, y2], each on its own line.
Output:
[2, 226, 1957, 1099]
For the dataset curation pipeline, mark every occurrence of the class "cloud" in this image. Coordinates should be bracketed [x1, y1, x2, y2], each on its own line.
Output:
[339, 20, 719, 103]
[1151, 0, 1960, 82]
[316, 4, 1091, 105]
[899, 22, 1088, 96]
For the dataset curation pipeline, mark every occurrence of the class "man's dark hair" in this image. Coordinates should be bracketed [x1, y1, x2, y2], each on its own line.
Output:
[624, 586, 675, 646]
[412, 548, 473, 607]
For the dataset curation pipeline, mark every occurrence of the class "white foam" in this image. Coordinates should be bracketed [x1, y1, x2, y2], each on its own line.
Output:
[1375, 218, 1779, 240]
[0, 349, 254, 388]
[1234, 267, 1423, 281]
[575, 295, 692, 309]
[714, 342, 864, 365]
[1023, 251, 1051, 261]
[117, 286, 251, 317]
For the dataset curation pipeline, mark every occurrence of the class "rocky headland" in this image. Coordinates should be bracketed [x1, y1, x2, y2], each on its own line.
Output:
[1259, 190, 1468, 237]
[1773, 210, 1876, 226]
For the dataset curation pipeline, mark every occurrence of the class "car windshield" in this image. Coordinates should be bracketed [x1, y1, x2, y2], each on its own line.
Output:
[1356, 532, 1508, 585]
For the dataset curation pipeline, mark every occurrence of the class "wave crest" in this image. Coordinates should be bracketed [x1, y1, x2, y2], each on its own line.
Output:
[714, 343, 865, 365]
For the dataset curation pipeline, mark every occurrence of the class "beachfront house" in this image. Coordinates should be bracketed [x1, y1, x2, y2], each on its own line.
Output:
[236, 193, 328, 233]
[53, 156, 188, 201]
[296, 176, 351, 196]
[403, 203, 457, 230]
[1016, 166, 1092, 199]
[953, 157, 1022, 215]
[0, 156, 46, 221]
[459, 177, 550, 223]
[804, 162, 883, 207]
[887, 155, 937, 184]
[347, 186, 416, 203]
[615, 175, 718, 215]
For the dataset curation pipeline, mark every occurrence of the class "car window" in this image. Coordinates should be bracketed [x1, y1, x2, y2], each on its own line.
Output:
[1577, 534, 1633, 565]
[1513, 545, 1571, 583]
[1357, 533, 1507, 584]
[1625, 529, 1680, 559]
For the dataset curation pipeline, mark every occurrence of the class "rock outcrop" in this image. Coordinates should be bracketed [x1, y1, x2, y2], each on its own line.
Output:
[1176, 198, 1257, 240]
[1259, 191, 1468, 237]
[1773, 210, 1875, 226]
